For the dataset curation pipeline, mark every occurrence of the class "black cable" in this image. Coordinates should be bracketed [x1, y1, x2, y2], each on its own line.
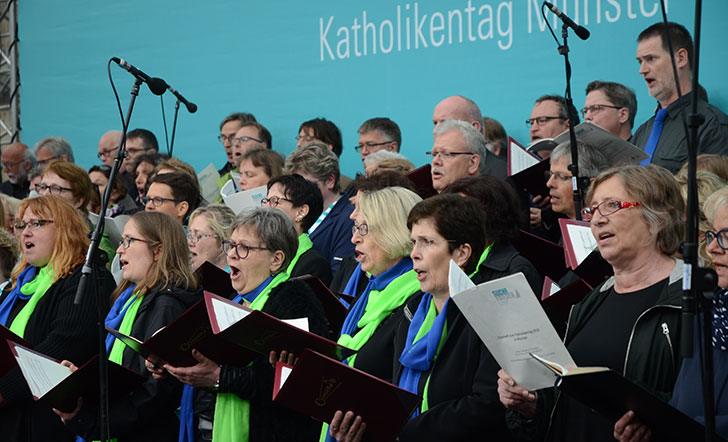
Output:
[541, 4, 560, 45]
[107, 60, 125, 127]
[160, 94, 171, 155]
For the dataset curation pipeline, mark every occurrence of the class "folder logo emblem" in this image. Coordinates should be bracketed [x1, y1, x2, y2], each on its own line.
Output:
[180, 325, 212, 352]
[491, 288, 520, 305]
[315, 377, 341, 406]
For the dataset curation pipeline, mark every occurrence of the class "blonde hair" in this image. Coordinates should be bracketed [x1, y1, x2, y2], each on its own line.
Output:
[189, 204, 236, 246]
[359, 187, 422, 259]
[283, 142, 341, 193]
[11, 195, 90, 286]
[112, 211, 198, 301]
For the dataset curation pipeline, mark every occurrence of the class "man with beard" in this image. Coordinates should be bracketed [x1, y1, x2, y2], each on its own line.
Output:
[0, 142, 35, 199]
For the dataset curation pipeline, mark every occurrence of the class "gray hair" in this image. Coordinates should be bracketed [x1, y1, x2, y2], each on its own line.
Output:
[34, 137, 75, 163]
[586, 81, 638, 129]
[434, 119, 489, 175]
[283, 142, 341, 193]
[231, 208, 298, 272]
[358, 117, 402, 150]
[704, 187, 728, 227]
[363, 150, 407, 168]
[550, 141, 612, 178]
[22, 147, 36, 168]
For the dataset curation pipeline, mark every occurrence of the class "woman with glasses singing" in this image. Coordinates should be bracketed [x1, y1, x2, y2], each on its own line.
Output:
[500, 165, 687, 442]
[38, 160, 94, 219]
[57, 211, 200, 441]
[0, 196, 115, 442]
[187, 204, 236, 272]
[159, 208, 328, 442]
[263, 174, 332, 285]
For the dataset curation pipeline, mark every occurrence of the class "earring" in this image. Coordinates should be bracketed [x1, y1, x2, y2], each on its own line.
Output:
[296, 215, 303, 222]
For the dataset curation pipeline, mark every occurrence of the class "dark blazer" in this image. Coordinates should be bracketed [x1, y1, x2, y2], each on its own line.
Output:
[309, 196, 355, 275]
[393, 292, 512, 442]
[0, 263, 114, 442]
[217, 279, 328, 442]
[471, 243, 542, 295]
[67, 284, 201, 442]
[290, 247, 333, 287]
[481, 150, 508, 180]
[329, 254, 367, 297]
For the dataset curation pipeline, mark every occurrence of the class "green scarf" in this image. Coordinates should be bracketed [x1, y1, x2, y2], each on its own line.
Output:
[285, 233, 313, 276]
[212, 271, 290, 442]
[337, 270, 420, 368]
[469, 244, 493, 278]
[9, 265, 55, 338]
[108, 293, 144, 364]
[413, 298, 448, 414]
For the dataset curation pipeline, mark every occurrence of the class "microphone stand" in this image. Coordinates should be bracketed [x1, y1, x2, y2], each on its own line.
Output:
[169, 99, 181, 157]
[676, 1, 717, 440]
[555, 23, 588, 220]
[74, 77, 143, 442]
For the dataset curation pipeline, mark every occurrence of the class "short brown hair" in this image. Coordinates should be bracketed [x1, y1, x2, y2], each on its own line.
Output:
[42, 161, 93, 215]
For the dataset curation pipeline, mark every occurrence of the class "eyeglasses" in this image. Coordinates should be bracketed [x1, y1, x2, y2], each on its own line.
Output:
[352, 222, 369, 237]
[410, 237, 457, 249]
[580, 104, 622, 119]
[35, 183, 73, 195]
[261, 196, 292, 208]
[545, 170, 573, 182]
[232, 135, 262, 145]
[706, 229, 728, 251]
[14, 219, 53, 233]
[217, 134, 235, 143]
[97, 148, 116, 159]
[581, 200, 642, 218]
[1, 160, 22, 169]
[222, 240, 268, 259]
[186, 233, 218, 244]
[119, 235, 148, 249]
[142, 196, 183, 207]
[425, 151, 474, 161]
[295, 134, 317, 143]
[525, 116, 566, 128]
[36, 157, 58, 168]
[355, 141, 392, 152]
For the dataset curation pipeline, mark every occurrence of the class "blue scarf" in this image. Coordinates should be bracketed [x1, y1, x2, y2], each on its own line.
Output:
[103, 284, 137, 354]
[179, 275, 275, 442]
[233, 275, 274, 305]
[0, 266, 38, 327]
[340, 264, 365, 309]
[398, 293, 449, 418]
[339, 258, 412, 339]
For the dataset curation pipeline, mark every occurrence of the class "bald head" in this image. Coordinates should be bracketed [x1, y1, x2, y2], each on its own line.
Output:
[98, 130, 123, 167]
[432, 95, 483, 135]
[2, 142, 33, 183]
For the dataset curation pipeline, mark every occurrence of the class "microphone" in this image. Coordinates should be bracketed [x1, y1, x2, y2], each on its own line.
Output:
[544, 2, 590, 40]
[111, 57, 168, 96]
[167, 84, 198, 113]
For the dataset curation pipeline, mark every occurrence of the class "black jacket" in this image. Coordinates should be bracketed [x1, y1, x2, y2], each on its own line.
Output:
[217, 279, 328, 442]
[329, 254, 367, 297]
[290, 247, 333, 287]
[67, 283, 202, 442]
[471, 243, 542, 295]
[0, 263, 114, 442]
[393, 292, 512, 442]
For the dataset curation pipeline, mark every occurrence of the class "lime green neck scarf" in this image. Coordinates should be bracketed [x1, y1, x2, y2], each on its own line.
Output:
[469, 243, 493, 278]
[108, 293, 144, 364]
[9, 265, 55, 338]
[212, 270, 290, 442]
[285, 233, 314, 276]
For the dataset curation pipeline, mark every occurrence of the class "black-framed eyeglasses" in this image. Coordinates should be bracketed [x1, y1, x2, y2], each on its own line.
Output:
[295, 134, 317, 143]
[706, 229, 728, 251]
[36, 156, 58, 168]
[352, 222, 369, 237]
[580, 104, 623, 119]
[545, 170, 573, 182]
[581, 200, 642, 218]
[355, 141, 393, 152]
[97, 148, 116, 159]
[119, 235, 148, 249]
[35, 183, 73, 195]
[261, 196, 292, 208]
[232, 135, 263, 145]
[425, 151, 474, 160]
[525, 116, 566, 128]
[217, 134, 235, 143]
[222, 240, 268, 259]
[142, 196, 183, 207]
[186, 233, 218, 244]
[14, 219, 53, 233]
